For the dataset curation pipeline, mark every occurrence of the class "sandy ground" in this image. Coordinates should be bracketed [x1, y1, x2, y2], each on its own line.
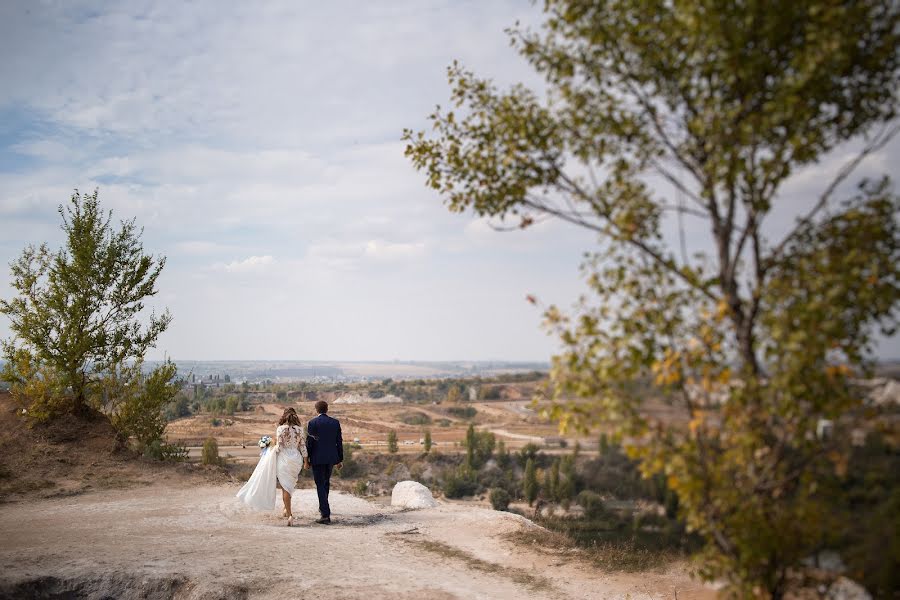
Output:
[0, 484, 716, 600]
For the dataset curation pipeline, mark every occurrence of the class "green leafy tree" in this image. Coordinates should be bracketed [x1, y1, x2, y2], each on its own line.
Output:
[423, 429, 433, 454]
[523, 457, 539, 506]
[560, 455, 577, 508]
[102, 359, 179, 450]
[387, 429, 398, 454]
[0, 190, 172, 417]
[404, 2, 900, 597]
[547, 458, 561, 501]
[465, 423, 475, 467]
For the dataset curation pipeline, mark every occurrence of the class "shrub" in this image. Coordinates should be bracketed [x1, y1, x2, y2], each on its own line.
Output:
[144, 439, 189, 462]
[423, 430, 432, 453]
[353, 480, 368, 496]
[576, 490, 609, 520]
[401, 411, 431, 425]
[489, 487, 511, 511]
[106, 360, 179, 451]
[446, 406, 477, 419]
[442, 466, 478, 498]
[387, 430, 398, 453]
[202, 437, 222, 466]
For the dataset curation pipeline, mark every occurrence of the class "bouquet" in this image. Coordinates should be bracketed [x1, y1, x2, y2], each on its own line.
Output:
[258, 435, 273, 456]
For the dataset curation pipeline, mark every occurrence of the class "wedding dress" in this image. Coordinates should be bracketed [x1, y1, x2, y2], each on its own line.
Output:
[236, 424, 307, 511]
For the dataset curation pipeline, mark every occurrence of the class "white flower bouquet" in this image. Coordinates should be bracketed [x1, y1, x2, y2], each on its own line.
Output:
[258, 435, 273, 456]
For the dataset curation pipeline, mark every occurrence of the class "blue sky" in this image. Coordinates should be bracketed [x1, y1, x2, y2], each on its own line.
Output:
[0, 1, 897, 361]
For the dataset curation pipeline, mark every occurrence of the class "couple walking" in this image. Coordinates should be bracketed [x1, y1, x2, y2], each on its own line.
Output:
[236, 400, 343, 526]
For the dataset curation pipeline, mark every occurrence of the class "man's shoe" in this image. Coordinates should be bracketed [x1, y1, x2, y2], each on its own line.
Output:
[315, 517, 331, 525]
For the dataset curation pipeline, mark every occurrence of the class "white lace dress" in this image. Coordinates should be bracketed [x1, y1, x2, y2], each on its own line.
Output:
[236, 424, 308, 511]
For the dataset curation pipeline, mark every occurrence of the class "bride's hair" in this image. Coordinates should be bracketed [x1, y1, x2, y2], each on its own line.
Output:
[278, 407, 301, 427]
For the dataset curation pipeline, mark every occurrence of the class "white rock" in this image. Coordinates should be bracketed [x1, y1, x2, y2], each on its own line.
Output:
[391, 481, 438, 509]
[827, 577, 872, 600]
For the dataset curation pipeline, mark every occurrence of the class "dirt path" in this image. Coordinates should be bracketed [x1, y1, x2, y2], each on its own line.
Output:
[0, 484, 716, 600]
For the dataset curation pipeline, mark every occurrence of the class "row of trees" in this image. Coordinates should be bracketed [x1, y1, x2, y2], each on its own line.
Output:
[405, 1, 900, 597]
[1, 191, 178, 455]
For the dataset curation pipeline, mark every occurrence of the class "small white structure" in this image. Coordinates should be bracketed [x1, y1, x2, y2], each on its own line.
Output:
[391, 481, 438, 509]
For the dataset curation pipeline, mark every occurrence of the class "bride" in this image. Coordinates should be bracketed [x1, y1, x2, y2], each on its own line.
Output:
[236, 407, 310, 526]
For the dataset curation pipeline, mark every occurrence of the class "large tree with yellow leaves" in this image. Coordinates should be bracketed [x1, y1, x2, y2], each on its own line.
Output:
[405, 1, 900, 596]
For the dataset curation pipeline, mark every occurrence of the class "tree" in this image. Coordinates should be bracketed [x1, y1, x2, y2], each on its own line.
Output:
[559, 455, 577, 508]
[489, 487, 511, 511]
[101, 359, 179, 450]
[1, 190, 171, 417]
[404, 2, 900, 597]
[387, 430, 398, 454]
[465, 423, 475, 468]
[523, 457, 538, 506]
[547, 458, 561, 501]
[423, 429, 433, 454]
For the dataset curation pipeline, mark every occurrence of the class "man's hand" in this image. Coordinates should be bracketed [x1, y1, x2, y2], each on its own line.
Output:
[335, 462, 343, 470]
[303, 459, 311, 470]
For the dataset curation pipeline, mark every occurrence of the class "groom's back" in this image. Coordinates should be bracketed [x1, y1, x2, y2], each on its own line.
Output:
[306, 413, 343, 465]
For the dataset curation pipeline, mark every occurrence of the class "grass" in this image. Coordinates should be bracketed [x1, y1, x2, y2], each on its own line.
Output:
[401, 538, 555, 593]
[505, 525, 687, 573]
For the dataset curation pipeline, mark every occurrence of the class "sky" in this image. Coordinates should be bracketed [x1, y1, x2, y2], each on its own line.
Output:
[0, 1, 897, 362]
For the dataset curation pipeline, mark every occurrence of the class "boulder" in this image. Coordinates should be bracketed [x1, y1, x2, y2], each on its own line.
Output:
[391, 481, 438, 509]
[827, 578, 872, 600]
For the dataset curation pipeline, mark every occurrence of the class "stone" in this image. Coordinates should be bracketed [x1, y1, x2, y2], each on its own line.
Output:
[827, 577, 872, 600]
[391, 481, 438, 509]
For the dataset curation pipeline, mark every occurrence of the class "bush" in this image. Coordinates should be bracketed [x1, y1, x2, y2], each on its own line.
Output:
[442, 466, 478, 498]
[489, 487, 511, 511]
[576, 490, 609, 520]
[401, 411, 432, 425]
[1, 348, 71, 423]
[106, 360, 179, 451]
[446, 406, 477, 419]
[202, 437, 222, 466]
[352, 480, 368, 496]
[144, 439, 189, 462]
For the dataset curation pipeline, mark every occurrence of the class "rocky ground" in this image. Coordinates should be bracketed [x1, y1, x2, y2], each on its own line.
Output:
[0, 484, 716, 600]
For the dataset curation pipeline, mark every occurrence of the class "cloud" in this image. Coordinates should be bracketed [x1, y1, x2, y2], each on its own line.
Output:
[364, 239, 426, 261]
[217, 255, 275, 273]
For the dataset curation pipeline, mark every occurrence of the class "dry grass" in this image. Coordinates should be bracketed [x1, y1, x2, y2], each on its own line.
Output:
[400, 538, 555, 593]
[504, 528, 684, 573]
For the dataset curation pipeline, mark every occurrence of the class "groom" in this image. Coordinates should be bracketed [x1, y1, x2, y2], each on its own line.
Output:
[306, 400, 343, 524]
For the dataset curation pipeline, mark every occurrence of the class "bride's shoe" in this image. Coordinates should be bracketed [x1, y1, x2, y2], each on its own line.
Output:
[282, 508, 289, 517]
[286, 515, 294, 527]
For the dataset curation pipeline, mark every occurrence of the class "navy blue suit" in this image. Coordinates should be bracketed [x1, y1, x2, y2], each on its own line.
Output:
[306, 413, 343, 518]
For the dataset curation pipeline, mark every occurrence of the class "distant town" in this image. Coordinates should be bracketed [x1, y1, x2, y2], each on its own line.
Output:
[146, 360, 551, 386]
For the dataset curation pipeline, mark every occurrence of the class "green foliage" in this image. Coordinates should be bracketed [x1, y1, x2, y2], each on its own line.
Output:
[517, 443, 540, 468]
[442, 466, 478, 498]
[401, 411, 431, 425]
[352, 480, 368, 497]
[103, 359, 179, 450]
[463, 424, 495, 469]
[446, 406, 477, 419]
[336, 443, 364, 478]
[405, 1, 900, 596]
[0, 190, 171, 415]
[423, 429, 432, 454]
[201, 437, 221, 466]
[523, 457, 538, 506]
[489, 487, 511, 511]
[387, 430, 398, 453]
[1, 348, 71, 423]
[143, 439, 189, 462]
[546, 459, 560, 501]
[576, 490, 608, 521]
